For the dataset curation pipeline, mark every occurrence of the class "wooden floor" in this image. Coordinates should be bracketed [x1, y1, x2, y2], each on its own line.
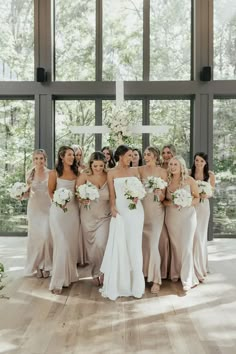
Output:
[0, 238, 236, 354]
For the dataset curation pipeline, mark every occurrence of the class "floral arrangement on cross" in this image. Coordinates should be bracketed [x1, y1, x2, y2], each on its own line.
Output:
[107, 105, 133, 146]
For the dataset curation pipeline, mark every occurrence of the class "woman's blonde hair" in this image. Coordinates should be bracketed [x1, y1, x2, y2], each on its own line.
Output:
[145, 146, 160, 165]
[26, 149, 48, 184]
[167, 155, 189, 186]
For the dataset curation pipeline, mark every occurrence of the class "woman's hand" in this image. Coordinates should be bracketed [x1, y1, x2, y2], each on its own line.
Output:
[78, 197, 90, 206]
[111, 206, 118, 217]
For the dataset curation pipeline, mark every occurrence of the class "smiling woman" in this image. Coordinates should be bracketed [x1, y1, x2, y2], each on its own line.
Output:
[48, 146, 80, 295]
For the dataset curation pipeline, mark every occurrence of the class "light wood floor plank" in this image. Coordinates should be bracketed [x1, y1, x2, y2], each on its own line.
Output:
[0, 237, 236, 354]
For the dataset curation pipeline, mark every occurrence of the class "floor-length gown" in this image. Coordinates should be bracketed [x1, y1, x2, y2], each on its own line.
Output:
[25, 177, 53, 275]
[194, 198, 210, 281]
[80, 183, 111, 278]
[159, 220, 171, 279]
[142, 191, 164, 285]
[165, 185, 199, 289]
[100, 177, 145, 300]
[49, 179, 80, 290]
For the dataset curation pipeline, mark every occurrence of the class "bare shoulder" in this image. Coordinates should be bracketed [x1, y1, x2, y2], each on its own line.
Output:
[49, 169, 57, 178]
[187, 175, 196, 185]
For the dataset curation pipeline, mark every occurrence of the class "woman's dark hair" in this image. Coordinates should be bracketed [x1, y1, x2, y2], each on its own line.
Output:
[131, 148, 143, 166]
[114, 145, 131, 162]
[191, 152, 209, 181]
[86, 151, 107, 175]
[56, 146, 78, 177]
[101, 146, 116, 168]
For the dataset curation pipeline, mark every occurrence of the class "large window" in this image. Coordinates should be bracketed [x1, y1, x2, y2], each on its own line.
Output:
[150, 100, 191, 163]
[214, 0, 236, 80]
[0, 0, 34, 81]
[213, 99, 236, 237]
[103, 0, 143, 81]
[55, 0, 96, 81]
[0, 100, 34, 234]
[150, 0, 191, 80]
[55, 100, 95, 160]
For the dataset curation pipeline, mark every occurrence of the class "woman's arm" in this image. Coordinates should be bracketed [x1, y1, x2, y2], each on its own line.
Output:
[189, 177, 200, 206]
[48, 170, 57, 200]
[107, 170, 118, 217]
[209, 171, 216, 189]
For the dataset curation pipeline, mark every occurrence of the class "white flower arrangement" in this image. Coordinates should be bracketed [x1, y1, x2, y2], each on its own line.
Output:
[197, 180, 213, 202]
[124, 178, 146, 210]
[144, 176, 167, 202]
[10, 182, 29, 199]
[76, 182, 99, 209]
[107, 106, 132, 145]
[53, 188, 73, 213]
[172, 188, 192, 210]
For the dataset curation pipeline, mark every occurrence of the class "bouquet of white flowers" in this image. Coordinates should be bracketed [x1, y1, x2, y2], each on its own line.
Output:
[124, 178, 146, 210]
[76, 182, 99, 209]
[172, 188, 192, 210]
[10, 182, 29, 199]
[197, 180, 212, 202]
[53, 188, 73, 213]
[144, 176, 167, 202]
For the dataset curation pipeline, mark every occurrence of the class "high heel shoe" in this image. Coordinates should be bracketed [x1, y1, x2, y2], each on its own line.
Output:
[42, 270, 50, 278]
[51, 288, 62, 295]
[36, 269, 43, 278]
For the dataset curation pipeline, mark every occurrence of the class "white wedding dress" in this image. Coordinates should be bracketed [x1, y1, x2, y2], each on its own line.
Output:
[100, 177, 145, 301]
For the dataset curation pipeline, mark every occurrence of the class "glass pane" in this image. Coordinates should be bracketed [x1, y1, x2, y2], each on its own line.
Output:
[55, 100, 95, 162]
[0, 100, 35, 234]
[213, 99, 236, 237]
[0, 0, 34, 81]
[150, 100, 191, 164]
[103, 0, 143, 81]
[102, 100, 142, 149]
[214, 0, 236, 80]
[150, 0, 191, 80]
[55, 0, 96, 81]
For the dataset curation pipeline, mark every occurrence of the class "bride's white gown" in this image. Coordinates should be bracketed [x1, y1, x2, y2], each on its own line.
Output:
[100, 177, 145, 300]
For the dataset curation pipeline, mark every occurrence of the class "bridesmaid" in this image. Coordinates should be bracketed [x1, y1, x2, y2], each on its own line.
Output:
[76, 152, 111, 286]
[131, 148, 143, 167]
[48, 146, 80, 294]
[190, 152, 215, 281]
[72, 144, 88, 266]
[159, 144, 177, 279]
[72, 144, 86, 173]
[139, 147, 167, 294]
[24, 149, 53, 278]
[101, 146, 116, 169]
[164, 156, 199, 292]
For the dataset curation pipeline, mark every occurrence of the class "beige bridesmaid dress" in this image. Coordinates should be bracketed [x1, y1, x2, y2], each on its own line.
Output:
[194, 198, 210, 281]
[159, 219, 171, 279]
[49, 179, 80, 291]
[80, 182, 111, 279]
[25, 177, 53, 275]
[165, 185, 199, 290]
[142, 192, 164, 285]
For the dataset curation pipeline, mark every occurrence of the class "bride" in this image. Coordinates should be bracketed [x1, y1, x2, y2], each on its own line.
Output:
[100, 145, 145, 300]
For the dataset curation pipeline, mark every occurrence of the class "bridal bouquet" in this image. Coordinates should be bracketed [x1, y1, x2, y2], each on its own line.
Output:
[10, 182, 29, 199]
[144, 176, 167, 202]
[124, 178, 146, 210]
[197, 180, 212, 202]
[76, 182, 99, 209]
[53, 188, 73, 213]
[172, 188, 192, 210]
